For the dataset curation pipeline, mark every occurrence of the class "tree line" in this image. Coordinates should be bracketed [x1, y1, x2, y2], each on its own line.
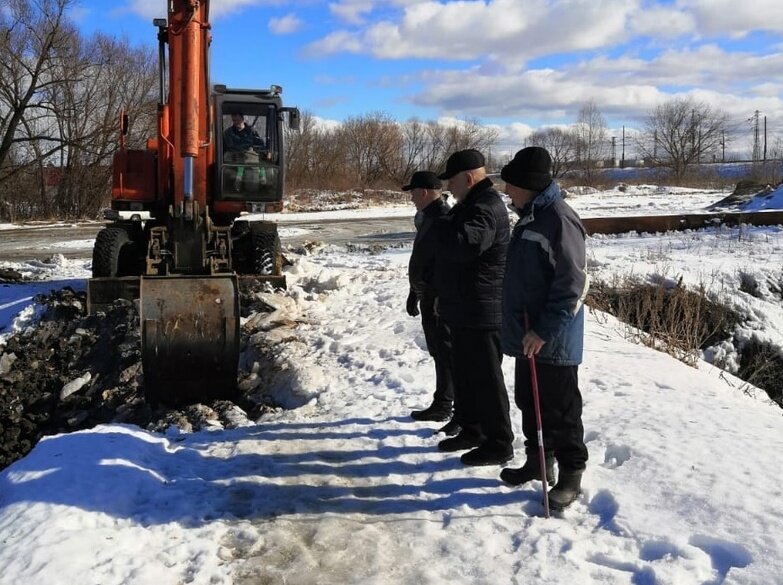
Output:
[2, 1, 777, 223]
[283, 112, 498, 191]
[0, 0, 157, 222]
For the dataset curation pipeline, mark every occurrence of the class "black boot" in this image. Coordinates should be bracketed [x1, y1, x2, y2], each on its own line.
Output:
[500, 454, 555, 487]
[461, 444, 513, 466]
[411, 402, 452, 422]
[435, 419, 461, 436]
[548, 469, 583, 510]
[437, 431, 482, 452]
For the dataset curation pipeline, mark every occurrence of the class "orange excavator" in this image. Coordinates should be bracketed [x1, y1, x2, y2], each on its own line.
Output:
[88, 0, 299, 406]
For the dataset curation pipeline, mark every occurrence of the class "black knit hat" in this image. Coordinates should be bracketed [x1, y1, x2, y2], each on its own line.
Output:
[501, 146, 553, 192]
[402, 171, 442, 191]
[438, 149, 485, 180]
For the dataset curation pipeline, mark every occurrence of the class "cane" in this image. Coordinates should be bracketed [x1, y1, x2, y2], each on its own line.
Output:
[525, 312, 550, 518]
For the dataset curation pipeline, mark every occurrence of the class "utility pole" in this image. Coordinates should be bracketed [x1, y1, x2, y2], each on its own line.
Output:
[721, 130, 726, 162]
[611, 136, 617, 167]
[764, 115, 767, 161]
[621, 125, 626, 168]
[653, 130, 657, 161]
[749, 110, 760, 162]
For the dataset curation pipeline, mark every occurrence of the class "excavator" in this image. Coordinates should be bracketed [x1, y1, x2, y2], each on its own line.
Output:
[87, 0, 299, 406]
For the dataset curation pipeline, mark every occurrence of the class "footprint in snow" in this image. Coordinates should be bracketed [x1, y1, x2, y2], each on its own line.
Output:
[689, 534, 752, 584]
[603, 444, 632, 468]
[588, 489, 623, 536]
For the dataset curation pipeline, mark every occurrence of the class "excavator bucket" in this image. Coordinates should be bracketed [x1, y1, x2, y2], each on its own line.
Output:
[140, 275, 240, 406]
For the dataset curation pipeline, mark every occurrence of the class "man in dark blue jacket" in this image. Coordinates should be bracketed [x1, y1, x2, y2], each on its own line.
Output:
[499, 146, 589, 510]
[434, 149, 514, 466]
[404, 171, 456, 431]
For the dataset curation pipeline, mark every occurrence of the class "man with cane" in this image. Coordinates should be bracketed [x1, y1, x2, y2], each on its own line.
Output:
[499, 146, 589, 510]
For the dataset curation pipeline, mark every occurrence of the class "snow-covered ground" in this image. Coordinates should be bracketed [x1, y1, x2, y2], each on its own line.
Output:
[1, 186, 783, 584]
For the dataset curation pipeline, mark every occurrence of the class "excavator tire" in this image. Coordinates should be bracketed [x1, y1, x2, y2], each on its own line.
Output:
[252, 228, 281, 275]
[92, 226, 132, 278]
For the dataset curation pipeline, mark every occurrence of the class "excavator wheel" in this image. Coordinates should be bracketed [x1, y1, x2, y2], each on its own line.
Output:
[252, 228, 281, 275]
[92, 225, 143, 278]
[92, 227, 131, 277]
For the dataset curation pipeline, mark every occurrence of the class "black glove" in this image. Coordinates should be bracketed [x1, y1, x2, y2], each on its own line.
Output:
[406, 290, 419, 317]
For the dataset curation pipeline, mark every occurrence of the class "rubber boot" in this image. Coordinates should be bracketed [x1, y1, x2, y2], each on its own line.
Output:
[548, 469, 583, 510]
[500, 454, 555, 487]
[410, 401, 452, 422]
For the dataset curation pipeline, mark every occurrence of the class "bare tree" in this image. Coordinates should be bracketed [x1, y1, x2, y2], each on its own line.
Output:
[340, 112, 400, 188]
[45, 34, 156, 217]
[0, 0, 156, 220]
[283, 112, 350, 190]
[0, 0, 76, 180]
[384, 118, 428, 186]
[573, 100, 608, 184]
[282, 114, 500, 192]
[637, 97, 728, 181]
[283, 109, 315, 189]
[526, 127, 576, 177]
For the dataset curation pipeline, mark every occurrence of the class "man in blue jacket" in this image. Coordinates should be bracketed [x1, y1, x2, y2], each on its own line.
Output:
[434, 149, 514, 466]
[499, 146, 589, 510]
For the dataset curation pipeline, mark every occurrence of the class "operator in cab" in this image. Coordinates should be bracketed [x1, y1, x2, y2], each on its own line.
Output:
[223, 112, 265, 158]
[223, 112, 267, 192]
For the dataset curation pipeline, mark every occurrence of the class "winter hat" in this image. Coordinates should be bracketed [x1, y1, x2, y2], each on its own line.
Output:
[402, 171, 442, 191]
[501, 146, 553, 192]
[438, 149, 485, 180]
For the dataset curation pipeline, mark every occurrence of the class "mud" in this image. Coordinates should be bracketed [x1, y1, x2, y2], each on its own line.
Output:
[0, 286, 281, 470]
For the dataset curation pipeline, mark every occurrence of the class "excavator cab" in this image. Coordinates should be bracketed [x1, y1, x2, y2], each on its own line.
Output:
[213, 85, 299, 213]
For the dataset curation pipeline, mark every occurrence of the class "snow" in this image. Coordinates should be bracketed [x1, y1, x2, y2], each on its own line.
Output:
[742, 184, 783, 211]
[1, 187, 783, 583]
[565, 184, 729, 217]
[0, 255, 89, 342]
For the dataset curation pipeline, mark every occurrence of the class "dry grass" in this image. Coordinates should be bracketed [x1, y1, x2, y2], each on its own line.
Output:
[736, 341, 783, 408]
[587, 276, 742, 366]
[284, 188, 408, 212]
[587, 275, 783, 408]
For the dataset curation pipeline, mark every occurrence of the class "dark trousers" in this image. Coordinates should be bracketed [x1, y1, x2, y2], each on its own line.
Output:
[514, 358, 588, 471]
[420, 294, 454, 405]
[450, 327, 513, 452]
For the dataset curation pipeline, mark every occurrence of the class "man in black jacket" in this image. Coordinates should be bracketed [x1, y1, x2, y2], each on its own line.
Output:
[434, 149, 514, 466]
[404, 171, 457, 432]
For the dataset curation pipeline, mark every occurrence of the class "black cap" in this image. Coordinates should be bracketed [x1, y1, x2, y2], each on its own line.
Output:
[501, 146, 553, 192]
[438, 149, 485, 180]
[402, 171, 442, 191]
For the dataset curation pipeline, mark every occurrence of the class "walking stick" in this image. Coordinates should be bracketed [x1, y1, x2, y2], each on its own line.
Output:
[525, 312, 550, 518]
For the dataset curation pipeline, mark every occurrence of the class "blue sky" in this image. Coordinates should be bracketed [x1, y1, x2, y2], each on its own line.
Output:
[68, 0, 783, 155]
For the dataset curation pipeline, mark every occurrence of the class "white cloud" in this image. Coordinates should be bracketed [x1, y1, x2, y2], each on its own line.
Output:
[123, 0, 284, 20]
[269, 12, 302, 34]
[313, 116, 343, 131]
[683, 0, 783, 36]
[631, 6, 695, 38]
[308, 0, 638, 63]
[488, 122, 537, 159]
[305, 30, 364, 56]
[408, 44, 783, 127]
[329, 0, 375, 25]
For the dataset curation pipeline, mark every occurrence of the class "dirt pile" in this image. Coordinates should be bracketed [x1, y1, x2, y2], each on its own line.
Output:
[0, 287, 281, 470]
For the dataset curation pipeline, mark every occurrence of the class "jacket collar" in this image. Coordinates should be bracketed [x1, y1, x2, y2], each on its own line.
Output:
[513, 181, 560, 225]
[462, 177, 494, 205]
